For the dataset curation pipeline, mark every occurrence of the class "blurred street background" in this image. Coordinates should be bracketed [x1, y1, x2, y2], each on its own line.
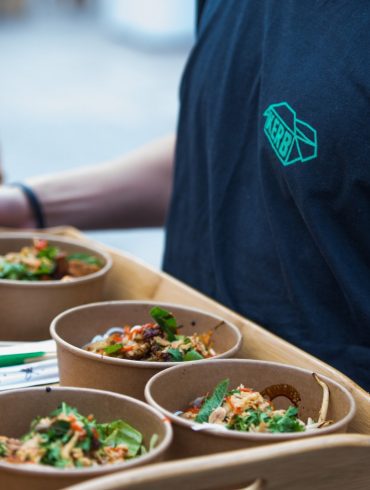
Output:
[0, 0, 194, 269]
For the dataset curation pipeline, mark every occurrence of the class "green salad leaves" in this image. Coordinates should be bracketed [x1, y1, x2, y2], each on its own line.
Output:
[0, 402, 156, 468]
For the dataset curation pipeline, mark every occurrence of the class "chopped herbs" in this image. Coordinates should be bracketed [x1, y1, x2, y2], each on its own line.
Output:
[267, 406, 305, 433]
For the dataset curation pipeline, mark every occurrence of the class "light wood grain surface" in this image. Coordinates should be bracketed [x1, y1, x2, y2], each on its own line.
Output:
[62, 434, 370, 490]
[3, 226, 369, 489]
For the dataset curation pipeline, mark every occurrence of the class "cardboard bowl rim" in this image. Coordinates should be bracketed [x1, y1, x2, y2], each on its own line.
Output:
[0, 385, 173, 477]
[0, 232, 112, 287]
[144, 358, 357, 441]
[50, 300, 243, 369]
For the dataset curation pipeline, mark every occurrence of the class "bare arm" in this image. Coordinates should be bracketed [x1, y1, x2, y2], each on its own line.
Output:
[0, 134, 175, 229]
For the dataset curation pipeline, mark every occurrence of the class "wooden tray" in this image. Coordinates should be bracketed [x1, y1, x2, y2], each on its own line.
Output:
[4, 227, 369, 489]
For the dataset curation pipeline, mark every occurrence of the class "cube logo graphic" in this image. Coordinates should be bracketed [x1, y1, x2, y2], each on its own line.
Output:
[263, 102, 318, 166]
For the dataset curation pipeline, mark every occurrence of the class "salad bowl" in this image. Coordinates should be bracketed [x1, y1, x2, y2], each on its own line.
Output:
[50, 300, 242, 400]
[144, 359, 356, 459]
[0, 232, 112, 340]
[0, 386, 172, 490]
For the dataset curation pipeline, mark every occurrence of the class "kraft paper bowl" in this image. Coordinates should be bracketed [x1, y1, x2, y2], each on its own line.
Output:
[0, 232, 112, 341]
[144, 359, 356, 459]
[50, 301, 242, 400]
[0, 386, 172, 490]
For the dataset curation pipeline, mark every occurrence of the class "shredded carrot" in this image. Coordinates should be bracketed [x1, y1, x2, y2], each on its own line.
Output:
[71, 421, 84, 432]
[122, 345, 135, 352]
[226, 396, 243, 414]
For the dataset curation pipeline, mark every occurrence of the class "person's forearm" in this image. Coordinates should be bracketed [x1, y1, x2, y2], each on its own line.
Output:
[2, 135, 175, 230]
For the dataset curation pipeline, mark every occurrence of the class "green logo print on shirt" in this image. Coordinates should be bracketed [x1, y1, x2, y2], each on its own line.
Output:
[263, 102, 318, 166]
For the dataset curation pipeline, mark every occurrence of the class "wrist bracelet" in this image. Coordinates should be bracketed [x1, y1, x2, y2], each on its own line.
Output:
[10, 182, 46, 229]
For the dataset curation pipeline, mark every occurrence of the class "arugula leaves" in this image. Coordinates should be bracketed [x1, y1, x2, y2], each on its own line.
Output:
[150, 306, 178, 341]
[195, 379, 229, 423]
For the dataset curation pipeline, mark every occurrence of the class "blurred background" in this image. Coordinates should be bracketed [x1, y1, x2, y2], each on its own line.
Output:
[0, 0, 195, 269]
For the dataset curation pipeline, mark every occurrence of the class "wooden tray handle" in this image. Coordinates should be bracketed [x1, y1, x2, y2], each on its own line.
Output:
[237, 479, 264, 490]
[62, 434, 370, 490]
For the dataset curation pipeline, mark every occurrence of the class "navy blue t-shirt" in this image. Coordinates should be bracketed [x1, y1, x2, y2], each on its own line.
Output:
[163, 0, 370, 390]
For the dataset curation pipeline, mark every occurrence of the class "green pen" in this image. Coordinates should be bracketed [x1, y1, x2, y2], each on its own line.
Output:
[0, 340, 56, 368]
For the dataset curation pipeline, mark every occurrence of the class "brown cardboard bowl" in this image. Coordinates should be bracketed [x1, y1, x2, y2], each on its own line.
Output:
[144, 359, 356, 459]
[0, 232, 112, 341]
[50, 301, 242, 400]
[0, 386, 173, 490]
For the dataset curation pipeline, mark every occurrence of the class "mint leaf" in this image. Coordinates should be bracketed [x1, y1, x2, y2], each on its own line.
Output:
[195, 379, 229, 423]
[150, 306, 178, 341]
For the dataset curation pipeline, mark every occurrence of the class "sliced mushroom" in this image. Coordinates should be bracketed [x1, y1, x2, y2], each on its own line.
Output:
[313, 373, 330, 425]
